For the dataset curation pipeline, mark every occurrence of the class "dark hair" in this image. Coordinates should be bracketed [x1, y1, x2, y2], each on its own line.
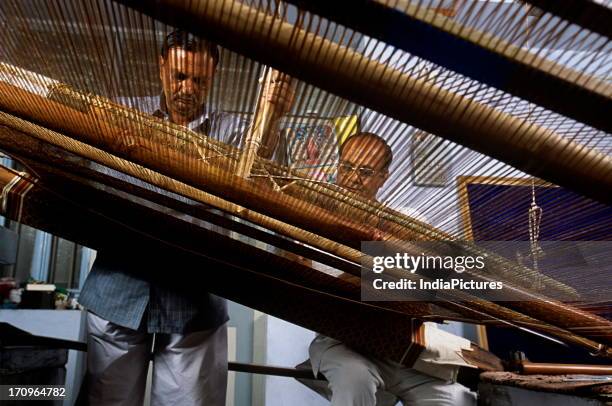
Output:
[340, 132, 393, 170]
[161, 30, 220, 67]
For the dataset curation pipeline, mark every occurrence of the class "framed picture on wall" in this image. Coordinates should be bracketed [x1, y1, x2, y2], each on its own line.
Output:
[282, 114, 358, 184]
[283, 119, 339, 183]
[456, 175, 612, 361]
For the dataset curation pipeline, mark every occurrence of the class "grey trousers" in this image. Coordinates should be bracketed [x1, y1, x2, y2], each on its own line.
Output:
[86, 312, 227, 406]
[317, 342, 477, 406]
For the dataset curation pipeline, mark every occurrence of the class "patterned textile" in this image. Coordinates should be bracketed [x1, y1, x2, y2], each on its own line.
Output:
[0, 172, 37, 221]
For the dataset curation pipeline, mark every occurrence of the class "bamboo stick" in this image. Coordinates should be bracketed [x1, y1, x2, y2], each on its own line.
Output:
[237, 68, 275, 178]
[519, 361, 612, 376]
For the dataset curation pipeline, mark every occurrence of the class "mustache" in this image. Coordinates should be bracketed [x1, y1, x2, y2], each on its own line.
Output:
[173, 94, 197, 103]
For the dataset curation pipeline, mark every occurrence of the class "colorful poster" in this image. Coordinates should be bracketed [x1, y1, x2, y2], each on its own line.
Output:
[284, 120, 339, 183]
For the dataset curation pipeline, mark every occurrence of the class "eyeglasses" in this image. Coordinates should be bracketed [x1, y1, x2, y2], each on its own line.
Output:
[337, 162, 379, 179]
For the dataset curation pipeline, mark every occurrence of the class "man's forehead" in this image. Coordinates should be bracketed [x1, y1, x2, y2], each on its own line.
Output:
[342, 137, 388, 162]
[166, 47, 214, 68]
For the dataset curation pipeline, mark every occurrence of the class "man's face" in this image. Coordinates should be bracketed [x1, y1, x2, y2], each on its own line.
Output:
[337, 137, 390, 199]
[159, 47, 216, 122]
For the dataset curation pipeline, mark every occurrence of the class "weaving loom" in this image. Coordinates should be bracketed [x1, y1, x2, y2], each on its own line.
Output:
[0, 0, 610, 400]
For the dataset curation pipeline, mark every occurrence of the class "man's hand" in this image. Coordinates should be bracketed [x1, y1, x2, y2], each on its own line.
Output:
[253, 69, 295, 159]
[109, 128, 151, 158]
[261, 69, 295, 117]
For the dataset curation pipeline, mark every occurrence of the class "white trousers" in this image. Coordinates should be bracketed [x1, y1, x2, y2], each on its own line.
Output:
[319, 343, 477, 406]
[86, 312, 227, 406]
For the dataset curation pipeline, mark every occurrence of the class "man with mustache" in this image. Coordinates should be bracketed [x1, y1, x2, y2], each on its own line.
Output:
[155, 30, 293, 155]
[303, 132, 476, 406]
[79, 30, 294, 406]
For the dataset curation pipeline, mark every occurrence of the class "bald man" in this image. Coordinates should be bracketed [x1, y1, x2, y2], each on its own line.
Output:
[304, 133, 476, 406]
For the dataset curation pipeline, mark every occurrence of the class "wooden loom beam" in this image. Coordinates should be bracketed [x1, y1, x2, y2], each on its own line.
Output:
[113, 0, 612, 205]
[0, 160, 608, 359]
[0, 115, 611, 356]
